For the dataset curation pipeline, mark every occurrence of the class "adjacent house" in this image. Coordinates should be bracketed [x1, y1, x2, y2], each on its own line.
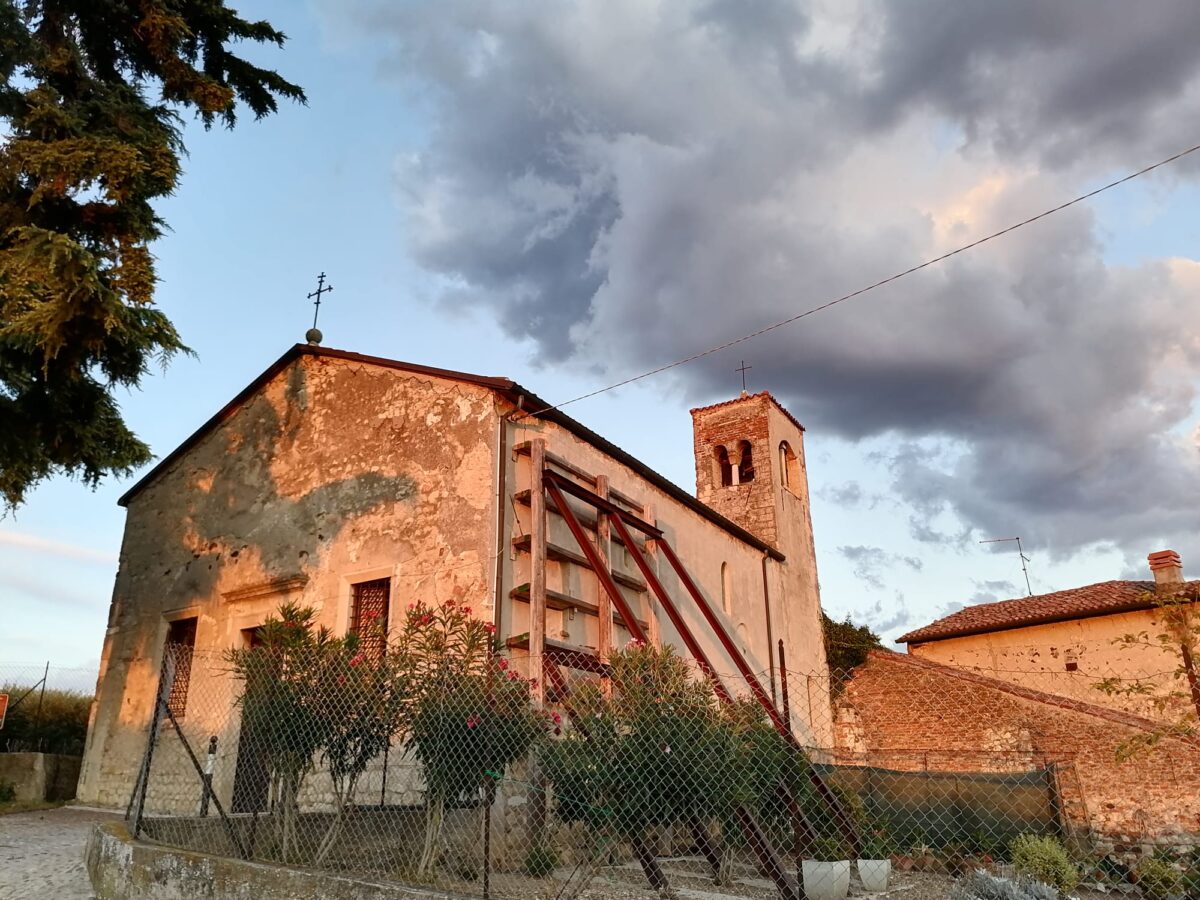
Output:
[896, 551, 1200, 721]
[77, 342, 831, 809]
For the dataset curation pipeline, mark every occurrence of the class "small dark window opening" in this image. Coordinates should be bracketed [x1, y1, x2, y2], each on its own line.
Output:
[738, 440, 755, 483]
[351, 578, 391, 660]
[1064, 650, 1079, 672]
[715, 445, 733, 487]
[165, 617, 197, 720]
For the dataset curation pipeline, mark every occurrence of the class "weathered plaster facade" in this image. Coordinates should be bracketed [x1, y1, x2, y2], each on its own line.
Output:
[79, 345, 830, 808]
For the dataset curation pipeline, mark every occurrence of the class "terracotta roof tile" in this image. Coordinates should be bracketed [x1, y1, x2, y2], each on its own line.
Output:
[898, 579, 1200, 644]
[689, 390, 806, 433]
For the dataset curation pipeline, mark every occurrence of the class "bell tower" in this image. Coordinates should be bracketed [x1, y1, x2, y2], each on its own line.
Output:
[690, 391, 816, 565]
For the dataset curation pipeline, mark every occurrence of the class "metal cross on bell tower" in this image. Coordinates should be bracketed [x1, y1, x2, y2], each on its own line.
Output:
[736, 360, 753, 394]
[305, 272, 333, 345]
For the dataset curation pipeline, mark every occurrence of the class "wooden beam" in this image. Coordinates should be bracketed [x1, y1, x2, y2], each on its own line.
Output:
[512, 490, 646, 553]
[512, 441, 597, 487]
[529, 439, 547, 707]
[511, 536, 648, 592]
[595, 474, 614, 670]
[545, 480, 649, 646]
[642, 501, 662, 647]
[509, 584, 649, 632]
[505, 633, 608, 675]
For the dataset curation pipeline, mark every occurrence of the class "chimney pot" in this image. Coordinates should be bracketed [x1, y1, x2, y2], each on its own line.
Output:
[1148, 549, 1183, 590]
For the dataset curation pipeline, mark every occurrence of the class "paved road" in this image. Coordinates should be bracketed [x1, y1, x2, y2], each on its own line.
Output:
[0, 807, 120, 900]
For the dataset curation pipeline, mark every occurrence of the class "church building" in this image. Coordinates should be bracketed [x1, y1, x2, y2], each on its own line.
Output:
[77, 342, 830, 808]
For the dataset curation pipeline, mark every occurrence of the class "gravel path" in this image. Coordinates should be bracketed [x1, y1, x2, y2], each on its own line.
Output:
[0, 807, 120, 900]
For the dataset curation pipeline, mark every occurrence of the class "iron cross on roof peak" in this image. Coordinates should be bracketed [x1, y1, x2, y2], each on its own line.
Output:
[305, 272, 333, 345]
[736, 360, 753, 394]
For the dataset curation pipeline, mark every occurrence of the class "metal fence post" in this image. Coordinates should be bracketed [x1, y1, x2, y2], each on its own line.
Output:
[200, 735, 217, 817]
[131, 646, 176, 839]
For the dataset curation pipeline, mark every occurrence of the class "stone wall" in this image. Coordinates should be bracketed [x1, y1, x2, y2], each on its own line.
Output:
[87, 821, 443, 900]
[0, 753, 80, 803]
[832, 651, 1200, 847]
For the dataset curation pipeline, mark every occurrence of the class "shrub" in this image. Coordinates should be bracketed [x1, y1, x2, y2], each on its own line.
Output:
[0, 686, 91, 755]
[1009, 835, 1080, 896]
[0, 779, 15, 803]
[1182, 853, 1200, 900]
[524, 845, 561, 878]
[1136, 856, 1183, 900]
[951, 869, 1058, 900]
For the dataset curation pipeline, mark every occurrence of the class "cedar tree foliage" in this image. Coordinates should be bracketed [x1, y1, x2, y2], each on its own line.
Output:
[0, 1, 304, 508]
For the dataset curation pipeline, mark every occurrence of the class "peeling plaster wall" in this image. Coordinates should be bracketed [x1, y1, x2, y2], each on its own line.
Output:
[78, 356, 501, 808]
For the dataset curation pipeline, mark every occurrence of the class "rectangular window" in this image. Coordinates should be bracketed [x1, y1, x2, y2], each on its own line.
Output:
[350, 578, 391, 660]
[165, 617, 197, 720]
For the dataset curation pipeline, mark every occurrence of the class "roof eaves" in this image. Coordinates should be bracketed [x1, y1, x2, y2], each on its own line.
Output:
[510, 384, 785, 560]
[115, 345, 786, 560]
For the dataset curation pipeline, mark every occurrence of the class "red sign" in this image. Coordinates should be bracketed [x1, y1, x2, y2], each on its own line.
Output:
[0, 694, 8, 730]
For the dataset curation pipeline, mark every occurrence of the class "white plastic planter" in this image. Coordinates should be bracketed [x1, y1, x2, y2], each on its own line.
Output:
[857, 858, 891, 892]
[802, 860, 851, 900]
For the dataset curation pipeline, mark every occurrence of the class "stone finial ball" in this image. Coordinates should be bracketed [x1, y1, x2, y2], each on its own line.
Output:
[306, 327, 323, 345]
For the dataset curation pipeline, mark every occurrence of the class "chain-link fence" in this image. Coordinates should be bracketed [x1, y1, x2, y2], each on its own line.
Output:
[125, 608, 1200, 900]
[0, 662, 97, 755]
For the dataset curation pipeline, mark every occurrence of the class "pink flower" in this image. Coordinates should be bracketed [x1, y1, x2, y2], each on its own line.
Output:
[466, 714, 481, 729]
[337, 675, 347, 686]
[484, 623, 496, 634]
[626, 638, 645, 649]
[497, 658, 509, 671]
[551, 711, 562, 725]
[349, 653, 365, 668]
[420, 614, 433, 625]
[528, 678, 538, 688]
[407, 603, 415, 611]
[507, 670, 519, 681]
[445, 600, 456, 608]
[462, 606, 472, 616]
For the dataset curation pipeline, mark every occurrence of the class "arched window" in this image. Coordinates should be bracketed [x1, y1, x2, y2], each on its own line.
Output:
[715, 445, 733, 487]
[779, 441, 799, 491]
[737, 440, 755, 483]
[721, 562, 732, 614]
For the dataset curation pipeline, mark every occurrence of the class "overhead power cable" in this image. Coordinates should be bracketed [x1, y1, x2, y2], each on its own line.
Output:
[523, 140, 1200, 418]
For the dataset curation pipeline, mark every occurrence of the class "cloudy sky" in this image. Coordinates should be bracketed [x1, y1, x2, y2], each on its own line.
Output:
[4, 0, 1200, 674]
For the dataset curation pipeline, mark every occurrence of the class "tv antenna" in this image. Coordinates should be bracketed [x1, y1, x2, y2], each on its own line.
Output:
[979, 536, 1033, 597]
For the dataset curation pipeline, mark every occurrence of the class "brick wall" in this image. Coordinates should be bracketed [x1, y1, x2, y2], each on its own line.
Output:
[691, 393, 779, 545]
[832, 651, 1200, 847]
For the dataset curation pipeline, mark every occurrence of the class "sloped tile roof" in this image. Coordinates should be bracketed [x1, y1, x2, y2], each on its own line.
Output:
[897, 579, 1200, 644]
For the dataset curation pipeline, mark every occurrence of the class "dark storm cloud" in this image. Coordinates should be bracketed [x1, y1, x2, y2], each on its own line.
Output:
[345, 0, 1200, 558]
[866, 0, 1200, 168]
